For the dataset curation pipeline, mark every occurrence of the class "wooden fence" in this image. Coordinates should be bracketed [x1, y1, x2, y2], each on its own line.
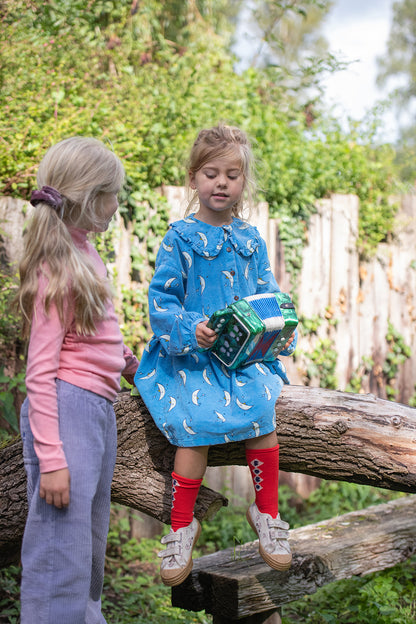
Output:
[1, 191, 416, 513]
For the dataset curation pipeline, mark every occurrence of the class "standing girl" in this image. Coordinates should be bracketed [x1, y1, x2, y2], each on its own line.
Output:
[135, 123, 297, 586]
[18, 137, 139, 623]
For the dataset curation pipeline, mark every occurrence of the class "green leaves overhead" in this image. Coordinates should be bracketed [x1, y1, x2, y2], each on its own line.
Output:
[1, 0, 400, 265]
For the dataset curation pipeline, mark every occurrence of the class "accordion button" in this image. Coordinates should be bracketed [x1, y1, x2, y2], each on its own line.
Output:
[230, 270, 235, 276]
[234, 295, 239, 301]
[226, 247, 232, 252]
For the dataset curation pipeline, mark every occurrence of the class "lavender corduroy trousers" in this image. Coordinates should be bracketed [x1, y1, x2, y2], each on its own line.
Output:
[20, 380, 117, 624]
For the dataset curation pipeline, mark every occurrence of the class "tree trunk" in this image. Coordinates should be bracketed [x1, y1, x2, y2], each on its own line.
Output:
[208, 385, 416, 493]
[1, 386, 416, 568]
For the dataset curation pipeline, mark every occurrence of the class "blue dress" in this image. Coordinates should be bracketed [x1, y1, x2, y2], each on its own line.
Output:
[134, 215, 296, 447]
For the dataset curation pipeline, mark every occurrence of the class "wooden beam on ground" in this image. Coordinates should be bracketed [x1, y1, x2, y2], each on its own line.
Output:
[172, 495, 416, 621]
[1, 386, 416, 567]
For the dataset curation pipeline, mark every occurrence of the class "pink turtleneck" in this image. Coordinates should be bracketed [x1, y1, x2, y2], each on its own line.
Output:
[25, 227, 139, 473]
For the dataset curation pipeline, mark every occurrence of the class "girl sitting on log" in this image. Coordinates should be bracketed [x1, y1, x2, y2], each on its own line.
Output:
[135, 123, 297, 586]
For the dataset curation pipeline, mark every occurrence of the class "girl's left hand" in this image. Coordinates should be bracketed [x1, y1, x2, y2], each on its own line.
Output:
[283, 333, 295, 351]
[40, 468, 71, 508]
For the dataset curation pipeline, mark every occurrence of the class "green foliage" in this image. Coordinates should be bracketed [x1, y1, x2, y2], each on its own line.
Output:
[282, 557, 416, 623]
[409, 385, 416, 408]
[0, 367, 25, 436]
[0, 267, 26, 434]
[345, 355, 374, 394]
[383, 321, 412, 400]
[197, 490, 257, 553]
[376, 0, 416, 183]
[299, 314, 323, 335]
[0, 270, 20, 350]
[0, 565, 21, 623]
[304, 336, 338, 389]
[0, 0, 400, 263]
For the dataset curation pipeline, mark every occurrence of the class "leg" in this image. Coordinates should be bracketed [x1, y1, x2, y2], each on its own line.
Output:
[246, 431, 279, 517]
[174, 445, 209, 479]
[87, 399, 117, 624]
[20, 382, 115, 624]
[245, 431, 291, 571]
[158, 445, 208, 586]
[245, 430, 278, 450]
[171, 446, 208, 530]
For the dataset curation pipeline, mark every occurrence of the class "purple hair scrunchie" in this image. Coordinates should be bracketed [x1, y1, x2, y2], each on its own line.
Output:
[30, 185, 63, 210]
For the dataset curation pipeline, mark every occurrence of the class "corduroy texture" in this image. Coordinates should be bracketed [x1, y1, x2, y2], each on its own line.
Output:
[20, 380, 116, 624]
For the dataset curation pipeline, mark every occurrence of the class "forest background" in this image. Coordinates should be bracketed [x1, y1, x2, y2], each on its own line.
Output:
[1, 1, 416, 622]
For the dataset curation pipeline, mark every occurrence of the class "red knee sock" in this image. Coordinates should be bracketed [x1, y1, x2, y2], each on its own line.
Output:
[246, 444, 279, 518]
[170, 471, 203, 532]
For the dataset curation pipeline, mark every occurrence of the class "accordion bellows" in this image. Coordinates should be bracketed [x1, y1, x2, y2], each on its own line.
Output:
[206, 292, 298, 369]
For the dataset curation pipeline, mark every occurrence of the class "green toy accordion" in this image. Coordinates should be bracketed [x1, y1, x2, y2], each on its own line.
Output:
[206, 292, 298, 369]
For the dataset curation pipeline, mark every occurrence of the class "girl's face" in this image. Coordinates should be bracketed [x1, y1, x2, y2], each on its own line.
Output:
[190, 156, 244, 226]
[92, 193, 119, 232]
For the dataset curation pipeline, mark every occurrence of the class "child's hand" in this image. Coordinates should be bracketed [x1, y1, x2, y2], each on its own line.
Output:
[283, 333, 295, 351]
[196, 320, 217, 349]
[40, 468, 71, 508]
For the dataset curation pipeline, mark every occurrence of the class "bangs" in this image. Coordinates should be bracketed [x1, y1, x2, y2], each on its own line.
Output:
[196, 144, 246, 174]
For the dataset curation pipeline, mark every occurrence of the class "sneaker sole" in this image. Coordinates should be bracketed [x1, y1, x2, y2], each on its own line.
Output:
[160, 521, 202, 587]
[246, 508, 292, 572]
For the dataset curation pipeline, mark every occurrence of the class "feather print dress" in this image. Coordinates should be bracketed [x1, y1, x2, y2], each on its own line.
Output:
[134, 216, 296, 447]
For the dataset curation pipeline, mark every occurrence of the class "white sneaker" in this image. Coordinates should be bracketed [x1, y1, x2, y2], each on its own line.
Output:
[158, 517, 201, 586]
[246, 502, 292, 571]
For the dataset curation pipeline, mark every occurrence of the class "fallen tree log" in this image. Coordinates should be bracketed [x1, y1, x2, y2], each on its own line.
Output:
[1, 386, 416, 567]
[0, 391, 228, 568]
[172, 495, 416, 621]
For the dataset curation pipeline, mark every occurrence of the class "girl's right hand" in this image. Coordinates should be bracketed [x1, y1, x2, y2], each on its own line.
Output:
[40, 468, 71, 508]
[196, 320, 218, 349]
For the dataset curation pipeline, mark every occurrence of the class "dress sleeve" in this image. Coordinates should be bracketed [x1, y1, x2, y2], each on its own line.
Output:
[148, 239, 205, 356]
[25, 274, 68, 473]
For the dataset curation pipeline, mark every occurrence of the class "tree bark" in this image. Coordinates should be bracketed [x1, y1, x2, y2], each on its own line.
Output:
[207, 384, 416, 492]
[1, 386, 416, 568]
[172, 495, 416, 620]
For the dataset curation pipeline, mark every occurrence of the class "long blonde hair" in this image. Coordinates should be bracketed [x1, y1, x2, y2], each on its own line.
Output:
[185, 123, 257, 218]
[18, 137, 125, 337]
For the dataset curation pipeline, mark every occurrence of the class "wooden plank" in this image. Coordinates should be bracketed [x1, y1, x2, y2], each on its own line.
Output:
[172, 495, 416, 620]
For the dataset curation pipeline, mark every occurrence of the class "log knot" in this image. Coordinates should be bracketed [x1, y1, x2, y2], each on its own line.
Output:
[292, 553, 331, 586]
[390, 415, 402, 428]
[333, 420, 349, 435]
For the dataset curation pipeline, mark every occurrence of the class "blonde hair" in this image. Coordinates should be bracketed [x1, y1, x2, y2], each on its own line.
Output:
[18, 137, 125, 337]
[185, 123, 257, 218]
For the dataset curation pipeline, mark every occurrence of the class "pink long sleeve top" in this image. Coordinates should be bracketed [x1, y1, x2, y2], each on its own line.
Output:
[25, 227, 139, 473]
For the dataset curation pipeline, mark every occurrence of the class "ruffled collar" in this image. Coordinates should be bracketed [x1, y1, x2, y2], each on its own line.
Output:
[169, 215, 260, 258]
